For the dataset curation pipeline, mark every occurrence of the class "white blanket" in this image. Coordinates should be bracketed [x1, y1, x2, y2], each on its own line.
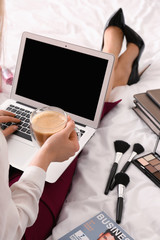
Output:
[1, 1, 160, 239]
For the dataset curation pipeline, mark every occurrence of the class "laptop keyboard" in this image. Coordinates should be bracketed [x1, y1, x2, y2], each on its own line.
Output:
[1, 104, 32, 141]
[1, 104, 85, 142]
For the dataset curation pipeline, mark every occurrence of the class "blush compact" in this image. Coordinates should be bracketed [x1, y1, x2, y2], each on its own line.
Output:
[133, 137, 160, 188]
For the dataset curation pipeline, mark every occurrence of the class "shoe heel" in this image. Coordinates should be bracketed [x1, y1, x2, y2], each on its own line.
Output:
[139, 63, 151, 77]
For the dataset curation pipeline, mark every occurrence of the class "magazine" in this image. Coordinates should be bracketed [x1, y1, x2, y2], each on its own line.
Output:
[58, 211, 134, 240]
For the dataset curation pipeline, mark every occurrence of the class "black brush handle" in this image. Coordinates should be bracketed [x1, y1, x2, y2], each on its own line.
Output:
[116, 197, 123, 224]
[121, 161, 131, 173]
[104, 162, 118, 195]
[110, 179, 116, 190]
[110, 161, 131, 190]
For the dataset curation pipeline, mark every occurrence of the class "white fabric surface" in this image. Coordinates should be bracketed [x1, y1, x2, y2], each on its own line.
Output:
[1, 1, 160, 239]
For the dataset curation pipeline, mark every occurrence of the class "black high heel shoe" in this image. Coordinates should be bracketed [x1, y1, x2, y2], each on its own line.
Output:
[101, 8, 125, 51]
[124, 25, 145, 85]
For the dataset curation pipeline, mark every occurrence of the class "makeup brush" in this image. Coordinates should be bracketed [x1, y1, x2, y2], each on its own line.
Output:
[104, 140, 130, 195]
[115, 172, 130, 224]
[110, 143, 144, 190]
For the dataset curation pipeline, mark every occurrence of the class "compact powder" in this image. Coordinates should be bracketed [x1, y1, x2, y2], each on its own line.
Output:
[149, 159, 160, 166]
[155, 164, 160, 171]
[138, 158, 149, 166]
[146, 165, 157, 173]
[154, 172, 160, 180]
[133, 152, 160, 188]
[144, 154, 155, 161]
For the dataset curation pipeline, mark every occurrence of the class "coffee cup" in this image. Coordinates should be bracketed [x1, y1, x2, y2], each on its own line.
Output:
[30, 106, 67, 147]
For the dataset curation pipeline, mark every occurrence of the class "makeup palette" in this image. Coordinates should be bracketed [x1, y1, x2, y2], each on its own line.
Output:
[133, 137, 160, 187]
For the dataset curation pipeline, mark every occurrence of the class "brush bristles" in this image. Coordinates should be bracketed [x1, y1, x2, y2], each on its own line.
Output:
[115, 172, 130, 187]
[133, 143, 144, 154]
[114, 140, 130, 154]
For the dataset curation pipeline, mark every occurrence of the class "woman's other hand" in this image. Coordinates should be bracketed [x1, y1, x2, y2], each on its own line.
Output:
[0, 110, 20, 137]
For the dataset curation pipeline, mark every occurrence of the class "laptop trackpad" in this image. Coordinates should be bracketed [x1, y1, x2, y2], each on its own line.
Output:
[7, 138, 37, 171]
[7, 137, 74, 183]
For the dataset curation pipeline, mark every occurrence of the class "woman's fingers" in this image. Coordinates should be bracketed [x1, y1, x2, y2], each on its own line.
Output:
[0, 116, 20, 124]
[2, 125, 18, 137]
[0, 110, 20, 137]
[0, 110, 16, 117]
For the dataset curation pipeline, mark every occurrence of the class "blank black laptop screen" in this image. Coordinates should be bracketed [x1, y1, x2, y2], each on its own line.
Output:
[16, 38, 108, 120]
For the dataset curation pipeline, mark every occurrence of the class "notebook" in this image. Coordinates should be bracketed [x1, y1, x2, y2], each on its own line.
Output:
[134, 92, 160, 124]
[146, 89, 160, 108]
[0, 32, 114, 182]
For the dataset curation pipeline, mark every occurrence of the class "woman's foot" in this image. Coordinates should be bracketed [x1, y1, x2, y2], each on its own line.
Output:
[101, 8, 125, 51]
[124, 25, 145, 85]
[105, 26, 145, 92]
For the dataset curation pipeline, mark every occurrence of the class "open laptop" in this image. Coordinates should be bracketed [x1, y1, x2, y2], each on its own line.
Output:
[0, 32, 114, 182]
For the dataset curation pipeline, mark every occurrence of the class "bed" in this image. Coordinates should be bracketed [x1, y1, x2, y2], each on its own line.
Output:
[1, 0, 160, 239]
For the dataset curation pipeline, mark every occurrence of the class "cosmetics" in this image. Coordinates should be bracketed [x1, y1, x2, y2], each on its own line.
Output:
[115, 172, 130, 224]
[104, 140, 130, 195]
[133, 137, 160, 187]
[110, 143, 144, 190]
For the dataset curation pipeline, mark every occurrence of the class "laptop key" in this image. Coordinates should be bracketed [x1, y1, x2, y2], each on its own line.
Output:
[6, 122, 12, 126]
[20, 116, 25, 121]
[22, 123, 29, 128]
[6, 107, 12, 111]
[1, 124, 7, 130]
[26, 129, 31, 135]
[21, 127, 27, 132]
[10, 108, 17, 113]
[14, 130, 32, 141]
[25, 118, 30, 123]
[80, 129, 85, 137]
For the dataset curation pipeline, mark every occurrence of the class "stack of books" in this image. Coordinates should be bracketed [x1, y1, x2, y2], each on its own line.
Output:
[133, 89, 160, 136]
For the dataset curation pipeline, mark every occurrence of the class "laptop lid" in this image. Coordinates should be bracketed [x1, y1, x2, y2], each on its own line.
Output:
[11, 32, 114, 129]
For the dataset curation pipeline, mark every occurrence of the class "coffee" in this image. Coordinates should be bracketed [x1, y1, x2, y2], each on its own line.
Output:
[31, 110, 67, 146]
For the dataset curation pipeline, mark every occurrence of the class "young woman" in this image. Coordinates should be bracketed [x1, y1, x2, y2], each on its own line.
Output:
[0, 4, 145, 240]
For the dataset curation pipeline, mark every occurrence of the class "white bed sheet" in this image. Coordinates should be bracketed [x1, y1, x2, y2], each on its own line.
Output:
[1, 0, 160, 239]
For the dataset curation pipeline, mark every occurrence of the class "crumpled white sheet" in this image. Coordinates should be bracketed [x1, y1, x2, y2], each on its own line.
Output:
[49, 55, 160, 240]
[1, 0, 160, 239]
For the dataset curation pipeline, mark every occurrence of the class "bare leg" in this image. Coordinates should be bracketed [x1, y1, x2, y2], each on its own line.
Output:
[102, 26, 124, 101]
[112, 43, 139, 88]
[103, 27, 139, 101]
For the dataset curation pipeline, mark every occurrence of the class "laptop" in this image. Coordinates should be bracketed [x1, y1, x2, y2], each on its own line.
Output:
[0, 32, 114, 183]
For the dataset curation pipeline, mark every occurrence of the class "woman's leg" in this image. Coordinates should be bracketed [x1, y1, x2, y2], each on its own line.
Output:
[112, 43, 139, 88]
[102, 26, 124, 101]
[102, 27, 139, 101]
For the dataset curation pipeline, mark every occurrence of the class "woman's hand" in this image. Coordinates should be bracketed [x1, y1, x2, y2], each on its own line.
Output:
[43, 117, 80, 162]
[0, 110, 20, 137]
[30, 117, 80, 171]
